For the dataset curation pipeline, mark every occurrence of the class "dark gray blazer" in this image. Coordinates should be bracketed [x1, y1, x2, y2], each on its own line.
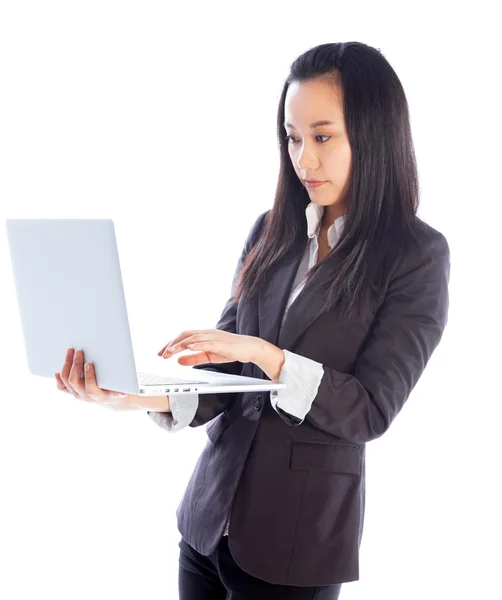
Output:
[175, 209, 450, 586]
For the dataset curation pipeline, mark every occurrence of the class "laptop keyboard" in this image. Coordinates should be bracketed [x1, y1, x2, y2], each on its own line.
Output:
[138, 372, 209, 386]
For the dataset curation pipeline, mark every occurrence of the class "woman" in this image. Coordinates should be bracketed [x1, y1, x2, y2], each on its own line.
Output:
[56, 41, 450, 599]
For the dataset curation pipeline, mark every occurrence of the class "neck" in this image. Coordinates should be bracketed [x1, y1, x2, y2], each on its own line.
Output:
[322, 204, 345, 228]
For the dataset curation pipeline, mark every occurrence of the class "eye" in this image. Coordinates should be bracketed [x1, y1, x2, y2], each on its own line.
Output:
[285, 134, 330, 145]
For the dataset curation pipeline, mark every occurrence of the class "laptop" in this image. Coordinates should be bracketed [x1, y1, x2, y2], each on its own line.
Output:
[5, 219, 286, 397]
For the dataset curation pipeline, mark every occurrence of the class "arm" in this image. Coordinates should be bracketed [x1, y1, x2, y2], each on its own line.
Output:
[147, 209, 270, 431]
[270, 232, 451, 445]
[188, 209, 270, 427]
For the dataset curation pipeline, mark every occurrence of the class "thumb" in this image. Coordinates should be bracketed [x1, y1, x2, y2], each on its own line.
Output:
[177, 351, 233, 366]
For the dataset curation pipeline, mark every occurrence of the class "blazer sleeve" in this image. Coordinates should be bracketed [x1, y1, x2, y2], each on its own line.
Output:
[273, 232, 451, 445]
[147, 209, 270, 430]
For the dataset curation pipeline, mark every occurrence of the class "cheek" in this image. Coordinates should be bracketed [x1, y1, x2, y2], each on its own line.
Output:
[326, 146, 351, 180]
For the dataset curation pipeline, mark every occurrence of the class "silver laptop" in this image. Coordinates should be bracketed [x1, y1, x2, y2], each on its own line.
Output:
[5, 219, 286, 397]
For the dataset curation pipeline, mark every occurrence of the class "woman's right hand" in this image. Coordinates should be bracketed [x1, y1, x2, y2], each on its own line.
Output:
[55, 348, 171, 412]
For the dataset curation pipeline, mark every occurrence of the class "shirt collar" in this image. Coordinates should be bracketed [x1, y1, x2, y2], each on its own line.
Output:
[305, 202, 345, 249]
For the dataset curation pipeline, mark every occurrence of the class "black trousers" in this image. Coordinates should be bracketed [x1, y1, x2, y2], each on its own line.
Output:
[178, 535, 343, 599]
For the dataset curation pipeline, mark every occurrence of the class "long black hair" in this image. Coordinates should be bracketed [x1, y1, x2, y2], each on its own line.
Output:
[233, 41, 425, 321]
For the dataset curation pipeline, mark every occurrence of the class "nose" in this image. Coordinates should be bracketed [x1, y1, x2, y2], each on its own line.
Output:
[295, 144, 319, 172]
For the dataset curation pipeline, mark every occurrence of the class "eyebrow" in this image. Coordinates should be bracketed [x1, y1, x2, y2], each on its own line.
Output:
[283, 120, 336, 129]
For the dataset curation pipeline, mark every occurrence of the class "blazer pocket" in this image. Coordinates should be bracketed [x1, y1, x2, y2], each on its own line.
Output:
[290, 441, 361, 476]
[206, 412, 230, 446]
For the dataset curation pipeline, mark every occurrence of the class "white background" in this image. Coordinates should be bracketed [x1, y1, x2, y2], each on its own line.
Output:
[1, 1, 500, 598]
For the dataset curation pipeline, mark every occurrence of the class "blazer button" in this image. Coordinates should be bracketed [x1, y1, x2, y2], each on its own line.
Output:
[254, 394, 263, 410]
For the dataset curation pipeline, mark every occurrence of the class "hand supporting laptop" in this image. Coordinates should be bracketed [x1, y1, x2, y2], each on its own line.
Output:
[55, 347, 171, 412]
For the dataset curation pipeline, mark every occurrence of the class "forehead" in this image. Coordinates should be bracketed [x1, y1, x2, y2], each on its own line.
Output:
[284, 79, 343, 126]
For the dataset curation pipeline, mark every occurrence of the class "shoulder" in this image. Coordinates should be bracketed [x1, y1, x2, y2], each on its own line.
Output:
[246, 209, 272, 245]
[399, 216, 450, 270]
[414, 216, 449, 252]
[255, 209, 272, 231]
[388, 217, 450, 291]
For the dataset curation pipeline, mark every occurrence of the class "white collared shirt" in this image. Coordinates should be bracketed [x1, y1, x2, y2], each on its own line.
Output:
[282, 202, 345, 326]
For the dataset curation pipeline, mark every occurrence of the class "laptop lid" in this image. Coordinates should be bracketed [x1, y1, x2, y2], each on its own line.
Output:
[5, 218, 142, 394]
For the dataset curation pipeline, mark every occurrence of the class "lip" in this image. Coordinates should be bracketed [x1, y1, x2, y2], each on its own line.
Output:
[304, 180, 326, 188]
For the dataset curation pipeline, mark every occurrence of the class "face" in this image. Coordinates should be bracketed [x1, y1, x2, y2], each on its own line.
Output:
[284, 78, 352, 224]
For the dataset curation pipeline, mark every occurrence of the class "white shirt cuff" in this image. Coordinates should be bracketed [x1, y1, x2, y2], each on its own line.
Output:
[269, 349, 324, 424]
[147, 393, 199, 432]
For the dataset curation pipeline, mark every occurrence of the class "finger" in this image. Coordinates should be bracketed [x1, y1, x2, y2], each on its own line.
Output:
[69, 349, 87, 397]
[165, 333, 215, 356]
[186, 341, 217, 352]
[157, 342, 172, 356]
[184, 341, 238, 363]
[60, 349, 80, 398]
[157, 337, 180, 356]
[158, 330, 214, 355]
[177, 350, 233, 366]
[83, 362, 100, 398]
[159, 331, 194, 354]
[165, 335, 197, 355]
[83, 363, 128, 403]
[55, 372, 72, 393]
[60, 347, 74, 384]
[177, 350, 212, 366]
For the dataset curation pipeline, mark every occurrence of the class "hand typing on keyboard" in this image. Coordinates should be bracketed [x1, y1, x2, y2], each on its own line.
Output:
[158, 328, 262, 366]
[157, 328, 284, 383]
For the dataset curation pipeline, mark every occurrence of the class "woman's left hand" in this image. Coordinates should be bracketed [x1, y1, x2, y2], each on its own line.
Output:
[158, 329, 264, 367]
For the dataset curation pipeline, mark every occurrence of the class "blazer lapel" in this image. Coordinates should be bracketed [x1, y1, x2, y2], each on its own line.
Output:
[258, 239, 344, 352]
[257, 240, 304, 348]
